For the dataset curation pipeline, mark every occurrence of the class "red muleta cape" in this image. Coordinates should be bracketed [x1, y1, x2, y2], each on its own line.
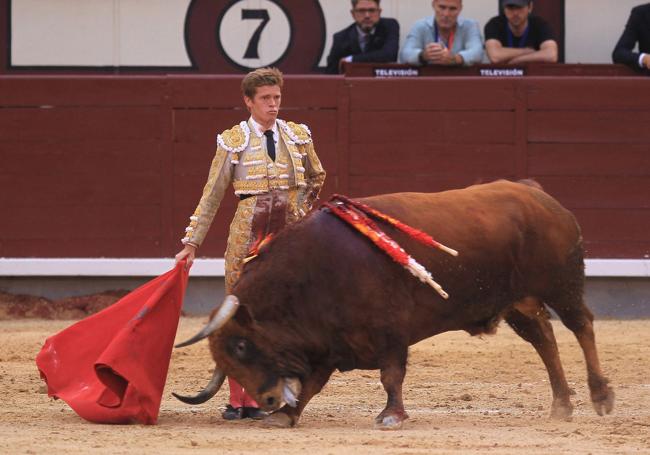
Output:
[36, 262, 189, 424]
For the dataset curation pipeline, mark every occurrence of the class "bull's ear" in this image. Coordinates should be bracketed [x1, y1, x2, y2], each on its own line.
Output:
[233, 304, 254, 326]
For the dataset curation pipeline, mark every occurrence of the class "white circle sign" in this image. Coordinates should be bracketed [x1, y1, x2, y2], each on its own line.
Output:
[218, 0, 292, 69]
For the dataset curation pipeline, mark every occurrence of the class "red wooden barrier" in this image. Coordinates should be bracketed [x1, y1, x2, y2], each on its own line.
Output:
[1, 74, 648, 259]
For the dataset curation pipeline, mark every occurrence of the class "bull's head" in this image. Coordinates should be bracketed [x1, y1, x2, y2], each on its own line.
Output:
[172, 295, 303, 412]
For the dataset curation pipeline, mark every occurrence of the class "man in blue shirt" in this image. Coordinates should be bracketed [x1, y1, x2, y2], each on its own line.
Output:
[399, 0, 483, 66]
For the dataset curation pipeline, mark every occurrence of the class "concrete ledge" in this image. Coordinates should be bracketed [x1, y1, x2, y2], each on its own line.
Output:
[0, 258, 224, 277]
[1, 258, 649, 278]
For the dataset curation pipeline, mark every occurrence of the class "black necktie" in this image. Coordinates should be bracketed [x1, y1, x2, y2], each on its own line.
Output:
[264, 130, 276, 161]
[360, 33, 369, 52]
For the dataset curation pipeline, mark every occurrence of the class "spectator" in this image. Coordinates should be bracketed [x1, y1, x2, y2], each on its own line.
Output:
[613, 3, 650, 73]
[326, 0, 399, 74]
[484, 0, 558, 64]
[399, 0, 483, 66]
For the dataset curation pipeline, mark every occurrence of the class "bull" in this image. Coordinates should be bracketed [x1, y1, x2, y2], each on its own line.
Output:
[173, 180, 614, 429]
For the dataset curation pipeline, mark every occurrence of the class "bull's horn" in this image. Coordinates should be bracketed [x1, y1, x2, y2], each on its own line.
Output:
[283, 377, 302, 408]
[175, 295, 240, 348]
[172, 368, 225, 405]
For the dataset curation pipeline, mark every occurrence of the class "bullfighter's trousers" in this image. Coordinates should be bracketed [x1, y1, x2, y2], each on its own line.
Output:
[223, 189, 302, 408]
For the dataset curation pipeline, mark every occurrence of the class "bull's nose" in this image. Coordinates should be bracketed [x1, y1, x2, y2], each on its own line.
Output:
[266, 396, 276, 407]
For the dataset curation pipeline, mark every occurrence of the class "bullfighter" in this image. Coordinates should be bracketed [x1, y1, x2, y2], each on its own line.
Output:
[174, 67, 326, 420]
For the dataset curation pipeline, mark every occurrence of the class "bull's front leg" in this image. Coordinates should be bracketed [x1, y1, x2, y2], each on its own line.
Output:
[262, 366, 333, 428]
[375, 350, 408, 430]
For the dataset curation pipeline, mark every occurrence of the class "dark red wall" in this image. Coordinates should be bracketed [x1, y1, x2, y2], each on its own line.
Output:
[1, 74, 648, 259]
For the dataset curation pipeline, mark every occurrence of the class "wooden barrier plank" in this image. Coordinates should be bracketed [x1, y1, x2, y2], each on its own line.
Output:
[0, 76, 648, 260]
[168, 76, 341, 108]
[172, 109, 245, 143]
[350, 111, 514, 144]
[350, 143, 516, 176]
[2, 141, 161, 175]
[526, 78, 650, 110]
[350, 111, 444, 144]
[535, 176, 650, 209]
[0, 107, 162, 141]
[580, 241, 650, 259]
[4, 205, 160, 239]
[349, 175, 506, 197]
[444, 111, 515, 144]
[0, 238, 163, 258]
[167, 77, 242, 107]
[574, 209, 650, 242]
[0, 77, 165, 106]
[528, 143, 650, 176]
[0, 172, 162, 206]
[348, 78, 516, 111]
[528, 111, 650, 143]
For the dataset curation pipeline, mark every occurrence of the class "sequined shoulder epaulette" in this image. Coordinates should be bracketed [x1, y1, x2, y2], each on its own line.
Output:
[279, 120, 312, 145]
[217, 121, 250, 165]
[217, 121, 250, 153]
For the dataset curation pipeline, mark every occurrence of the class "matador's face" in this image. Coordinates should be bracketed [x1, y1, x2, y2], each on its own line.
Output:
[245, 84, 282, 128]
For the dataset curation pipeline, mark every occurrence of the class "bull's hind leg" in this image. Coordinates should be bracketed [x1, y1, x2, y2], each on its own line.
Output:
[375, 348, 409, 430]
[506, 297, 574, 419]
[549, 299, 614, 416]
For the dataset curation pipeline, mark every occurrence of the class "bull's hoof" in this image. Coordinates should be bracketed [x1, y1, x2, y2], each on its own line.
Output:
[374, 415, 404, 430]
[374, 410, 408, 430]
[261, 411, 294, 428]
[592, 386, 615, 416]
[550, 398, 574, 420]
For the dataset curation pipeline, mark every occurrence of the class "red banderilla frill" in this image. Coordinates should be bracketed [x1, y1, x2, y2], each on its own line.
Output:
[323, 194, 458, 299]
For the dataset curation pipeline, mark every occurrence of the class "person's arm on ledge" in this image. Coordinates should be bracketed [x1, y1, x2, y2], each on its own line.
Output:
[508, 40, 558, 64]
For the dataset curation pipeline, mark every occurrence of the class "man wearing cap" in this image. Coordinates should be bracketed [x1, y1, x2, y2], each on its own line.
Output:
[399, 0, 483, 66]
[612, 3, 650, 73]
[175, 67, 326, 421]
[484, 0, 558, 64]
[326, 0, 400, 74]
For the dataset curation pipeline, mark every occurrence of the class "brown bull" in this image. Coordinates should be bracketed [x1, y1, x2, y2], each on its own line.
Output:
[174, 180, 614, 429]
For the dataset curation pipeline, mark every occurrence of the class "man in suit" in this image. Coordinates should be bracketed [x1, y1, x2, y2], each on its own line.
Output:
[613, 3, 650, 73]
[326, 0, 399, 74]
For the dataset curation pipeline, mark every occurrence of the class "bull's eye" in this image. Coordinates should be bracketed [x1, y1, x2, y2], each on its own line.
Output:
[227, 337, 252, 361]
[235, 340, 247, 358]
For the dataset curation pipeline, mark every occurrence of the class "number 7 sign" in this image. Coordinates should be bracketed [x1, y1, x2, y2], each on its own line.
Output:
[186, 0, 326, 73]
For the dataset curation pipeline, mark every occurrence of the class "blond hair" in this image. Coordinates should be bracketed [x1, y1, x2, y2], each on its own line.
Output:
[241, 67, 284, 98]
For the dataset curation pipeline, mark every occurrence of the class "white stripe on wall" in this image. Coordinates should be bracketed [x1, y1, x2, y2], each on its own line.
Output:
[0, 258, 648, 278]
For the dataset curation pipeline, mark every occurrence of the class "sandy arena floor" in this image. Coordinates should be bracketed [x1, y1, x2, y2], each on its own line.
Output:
[1, 317, 649, 455]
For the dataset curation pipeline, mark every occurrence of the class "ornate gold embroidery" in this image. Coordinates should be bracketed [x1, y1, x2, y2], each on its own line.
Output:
[224, 197, 256, 292]
[268, 178, 290, 190]
[233, 179, 269, 193]
[220, 124, 248, 151]
[287, 122, 311, 143]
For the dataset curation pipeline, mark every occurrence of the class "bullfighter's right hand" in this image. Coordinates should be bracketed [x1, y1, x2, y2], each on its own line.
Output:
[175, 244, 197, 270]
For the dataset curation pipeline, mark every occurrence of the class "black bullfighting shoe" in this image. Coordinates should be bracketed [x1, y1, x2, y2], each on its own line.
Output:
[243, 407, 267, 420]
[222, 405, 244, 420]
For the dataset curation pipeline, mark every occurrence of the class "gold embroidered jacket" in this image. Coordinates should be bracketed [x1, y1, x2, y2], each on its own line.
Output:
[181, 119, 326, 247]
